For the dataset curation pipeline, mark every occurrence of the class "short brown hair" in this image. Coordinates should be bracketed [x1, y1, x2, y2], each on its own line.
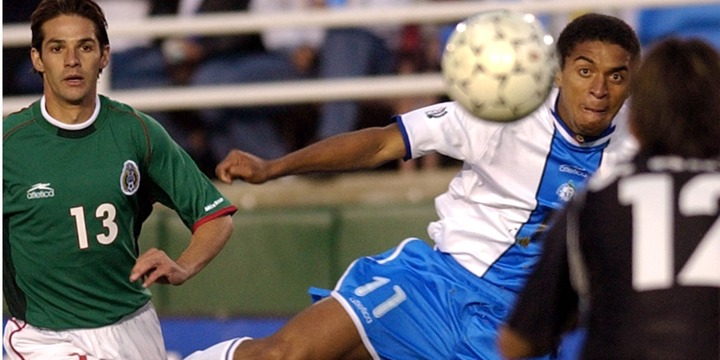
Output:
[30, 0, 109, 56]
[630, 38, 720, 157]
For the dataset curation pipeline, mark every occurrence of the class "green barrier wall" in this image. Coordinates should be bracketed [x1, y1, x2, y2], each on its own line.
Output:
[140, 202, 438, 317]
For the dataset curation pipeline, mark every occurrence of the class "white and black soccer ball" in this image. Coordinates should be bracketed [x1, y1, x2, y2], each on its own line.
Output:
[441, 10, 558, 122]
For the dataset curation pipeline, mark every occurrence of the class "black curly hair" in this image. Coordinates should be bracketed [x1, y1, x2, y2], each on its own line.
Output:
[556, 13, 640, 69]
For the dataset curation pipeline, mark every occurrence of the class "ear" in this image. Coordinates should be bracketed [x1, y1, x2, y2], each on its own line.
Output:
[99, 45, 110, 70]
[31, 48, 44, 73]
[553, 69, 562, 87]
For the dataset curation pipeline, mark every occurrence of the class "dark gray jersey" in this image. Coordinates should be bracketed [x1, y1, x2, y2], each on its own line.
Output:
[507, 153, 720, 359]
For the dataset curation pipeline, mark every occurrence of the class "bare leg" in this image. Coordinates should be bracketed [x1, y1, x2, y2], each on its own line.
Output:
[233, 297, 372, 360]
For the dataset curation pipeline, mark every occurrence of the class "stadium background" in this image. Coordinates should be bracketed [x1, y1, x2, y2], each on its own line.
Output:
[3, 0, 719, 358]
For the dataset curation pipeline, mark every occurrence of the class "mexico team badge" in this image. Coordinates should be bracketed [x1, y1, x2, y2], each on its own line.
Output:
[120, 160, 141, 195]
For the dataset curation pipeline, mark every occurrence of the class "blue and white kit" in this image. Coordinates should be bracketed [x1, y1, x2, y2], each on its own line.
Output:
[331, 87, 638, 359]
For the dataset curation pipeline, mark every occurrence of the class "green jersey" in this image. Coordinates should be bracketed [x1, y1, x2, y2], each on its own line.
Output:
[3, 96, 237, 330]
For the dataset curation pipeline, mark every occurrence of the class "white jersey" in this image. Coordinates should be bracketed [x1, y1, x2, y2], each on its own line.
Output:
[397, 88, 638, 292]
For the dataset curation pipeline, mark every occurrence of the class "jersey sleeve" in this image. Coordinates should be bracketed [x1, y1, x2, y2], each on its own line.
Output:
[140, 115, 237, 231]
[397, 101, 502, 161]
[505, 207, 580, 354]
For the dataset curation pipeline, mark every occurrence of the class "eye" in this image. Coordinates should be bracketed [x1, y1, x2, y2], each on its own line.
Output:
[81, 44, 94, 52]
[609, 72, 624, 84]
[578, 68, 591, 77]
[50, 45, 62, 53]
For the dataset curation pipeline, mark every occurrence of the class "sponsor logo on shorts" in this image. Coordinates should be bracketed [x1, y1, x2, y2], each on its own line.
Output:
[120, 160, 141, 196]
[27, 183, 55, 200]
[349, 297, 374, 324]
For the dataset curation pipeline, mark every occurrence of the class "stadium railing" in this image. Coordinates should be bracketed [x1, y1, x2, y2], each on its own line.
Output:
[3, 0, 717, 115]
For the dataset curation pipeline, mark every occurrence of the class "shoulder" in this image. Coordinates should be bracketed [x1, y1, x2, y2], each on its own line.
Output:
[101, 96, 166, 132]
[3, 101, 40, 140]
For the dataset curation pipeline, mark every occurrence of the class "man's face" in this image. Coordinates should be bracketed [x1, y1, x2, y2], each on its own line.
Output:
[554, 40, 635, 138]
[31, 14, 109, 107]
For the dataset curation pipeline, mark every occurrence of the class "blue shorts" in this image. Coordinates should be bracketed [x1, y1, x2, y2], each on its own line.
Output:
[330, 238, 553, 360]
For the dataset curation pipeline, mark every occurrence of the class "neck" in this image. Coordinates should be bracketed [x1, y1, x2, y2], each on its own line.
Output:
[42, 93, 98, 125]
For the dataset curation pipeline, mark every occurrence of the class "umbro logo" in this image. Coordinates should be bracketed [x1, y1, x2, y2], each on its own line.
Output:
[425, 107, 448, 118]
[27, 183, 55, 200]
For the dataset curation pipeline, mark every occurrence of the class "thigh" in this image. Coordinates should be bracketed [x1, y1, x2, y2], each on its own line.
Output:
[332, 238, 471, 359]
[4, 318, 98, 360]
[4, 303, 167, 360]
[236, 297, 370, 360]
[332, 238, 545, 360]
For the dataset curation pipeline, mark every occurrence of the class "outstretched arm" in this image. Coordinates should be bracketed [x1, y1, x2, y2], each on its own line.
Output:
[216, 123, 407, 184]
[497, 326, 544, 359]
[130, 215, 234, 287]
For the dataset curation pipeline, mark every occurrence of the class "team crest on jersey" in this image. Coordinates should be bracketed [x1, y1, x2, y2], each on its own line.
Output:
[425, 107, 447, 118]
[556, 180, 576, 202]
[120, 160, 141, 196]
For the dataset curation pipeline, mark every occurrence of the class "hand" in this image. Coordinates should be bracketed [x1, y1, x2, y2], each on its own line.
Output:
[215, 149, 271, 184]
[130, 248, 192, 288]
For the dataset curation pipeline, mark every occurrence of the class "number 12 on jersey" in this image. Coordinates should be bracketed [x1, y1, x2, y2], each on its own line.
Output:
[619, 173, 720, 291]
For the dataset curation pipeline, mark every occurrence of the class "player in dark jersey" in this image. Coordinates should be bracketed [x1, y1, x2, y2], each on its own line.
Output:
[498, 38, 720, 360]
[2, 1, 237, 359]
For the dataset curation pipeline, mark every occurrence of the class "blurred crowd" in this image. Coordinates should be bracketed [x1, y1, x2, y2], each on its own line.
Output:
[4, 0, 720, 178]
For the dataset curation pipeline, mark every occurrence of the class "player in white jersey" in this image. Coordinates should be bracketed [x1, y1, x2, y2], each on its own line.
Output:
[188, 13, 641, 360]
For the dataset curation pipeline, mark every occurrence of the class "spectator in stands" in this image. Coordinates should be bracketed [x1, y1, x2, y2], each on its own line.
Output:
[101, 0, 171, 90]
[101, 0, 216, 173]
[104, 0, 311, 175]
[3, 0, 43, 95]
[252, 0, 324, 79]
[314, 0, 415, 141]
[181, 0, 311, 165]
[250, 0, 328, 152]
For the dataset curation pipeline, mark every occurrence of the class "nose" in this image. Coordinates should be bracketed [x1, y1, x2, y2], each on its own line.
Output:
[65, 48, 80, 67]
[589, 75, 608, 98]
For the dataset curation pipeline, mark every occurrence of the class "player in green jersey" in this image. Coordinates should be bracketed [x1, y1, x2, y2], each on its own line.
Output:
[2, 0, 238, 359]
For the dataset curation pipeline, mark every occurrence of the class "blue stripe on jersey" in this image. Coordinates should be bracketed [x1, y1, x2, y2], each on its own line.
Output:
[394, 115, 413, 161]
[483, 128, 608, 292]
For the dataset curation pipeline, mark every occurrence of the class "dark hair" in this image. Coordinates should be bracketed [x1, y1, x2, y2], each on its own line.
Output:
[630, 38, 720, 158]
[556, 13, 640, 69]
[30, 0, 109, 56]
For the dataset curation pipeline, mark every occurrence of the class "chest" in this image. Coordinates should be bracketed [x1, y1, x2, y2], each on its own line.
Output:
[4, 129, 145, 219]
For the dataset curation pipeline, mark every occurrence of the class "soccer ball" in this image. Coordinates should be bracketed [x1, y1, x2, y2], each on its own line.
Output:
[441, 10, 558, 122]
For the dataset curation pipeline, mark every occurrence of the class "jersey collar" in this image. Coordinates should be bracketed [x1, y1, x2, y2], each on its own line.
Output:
[40, 95, 101, 131]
